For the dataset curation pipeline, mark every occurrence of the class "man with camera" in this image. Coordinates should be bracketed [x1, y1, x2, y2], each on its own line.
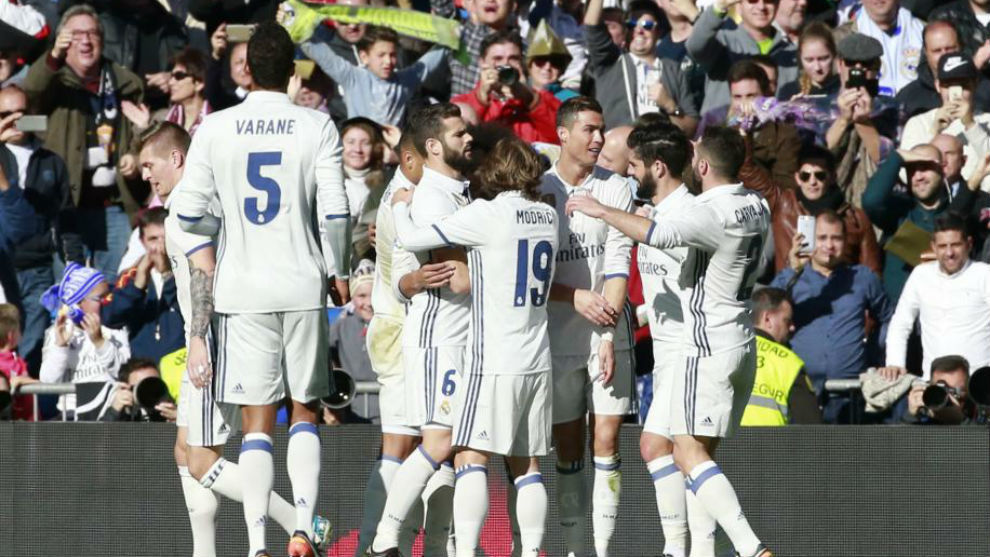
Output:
[101, 357, 176, 422]
[901, 355, 981, 424]
[450, 30, 562, 144]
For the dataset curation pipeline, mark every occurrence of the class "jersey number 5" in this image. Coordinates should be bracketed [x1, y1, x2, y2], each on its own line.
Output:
[514, 239, 553, 307]
[245, 152, 282, 225]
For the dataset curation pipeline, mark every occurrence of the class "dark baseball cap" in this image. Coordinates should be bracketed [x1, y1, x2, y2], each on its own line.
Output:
[837, 33, 883, 62]
[938, 52, 978, 81]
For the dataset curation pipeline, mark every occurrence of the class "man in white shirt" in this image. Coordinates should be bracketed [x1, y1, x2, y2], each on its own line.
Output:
[840, 0, 924, 96]
[568, 125, 773, 557]
[884, 212, 990, 379]
[540, 96, 634, 557]
[900, 53, 990, 189]
[171, 23, 350, 557]
[369, 103, 474, 557]
[140, 121, 330, 557]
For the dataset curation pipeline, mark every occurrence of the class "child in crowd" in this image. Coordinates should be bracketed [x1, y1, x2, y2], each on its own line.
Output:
[0, 304, 37, 420]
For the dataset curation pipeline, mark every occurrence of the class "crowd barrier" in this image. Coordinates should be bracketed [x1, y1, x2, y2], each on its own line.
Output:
[1, 423, 987, 556]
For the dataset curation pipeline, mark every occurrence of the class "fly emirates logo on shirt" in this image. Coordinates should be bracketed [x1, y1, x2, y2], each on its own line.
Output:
[557, 230, 606, 263]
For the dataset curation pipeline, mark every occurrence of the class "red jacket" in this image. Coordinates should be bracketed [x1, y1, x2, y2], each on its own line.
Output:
[452, 87, 561, 144]
[0, 350, 34, 421]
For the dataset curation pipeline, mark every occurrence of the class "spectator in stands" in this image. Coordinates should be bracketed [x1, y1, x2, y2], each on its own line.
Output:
[101, 208, 183, 363]
[583, 0, 698, 134]
[597, 125, 633, 176]
[39, 263, 130, 416]
[900, 53, 990, 190]
[774, 0, 807, 44]
[654, 0, 706, 103]
[23, 5, 145, 282]
[901, 355, 981, 424]
[101, 357, 176, 422]
[751, 143, 882, 274]
[527, 21, 578, 103]
[826, 33, 897, 208]
[303, 25, 448, 126]
[204, 26, 252, 110]
[0, 85, 82, 374]
[778, 22, 839, 99]
[770, 212, 893, 423]
[120, 47, 212, 136]
[0, 304, 37, 420]
[885, 213, 990, 379]
[833, 0, 924, 97]
[433, 0, 518, 96]
[340, 117, 386, 263]
[452, 30, 562, 144]
[930, 0, 990, 82]
[600, 7, 626, 49]
[863, 144, 949, 302]
[291, 65, 333, 113]
[0, 0, 49, 87]
[328, 260, 378, 422]
[946, 136, 990, 259]
[686, 0, 799, 115]
[740, 288, 822, 426]
[896, 21, 975, 120]
[189, 0, 278, 37]
[525, 0, 587, 89]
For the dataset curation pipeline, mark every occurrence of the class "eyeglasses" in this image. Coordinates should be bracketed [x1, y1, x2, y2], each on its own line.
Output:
[70, 30, 100, 40]
[798, 170, 828, 182]
[625, 19, 658, 30]
[170, 71, 194, 81]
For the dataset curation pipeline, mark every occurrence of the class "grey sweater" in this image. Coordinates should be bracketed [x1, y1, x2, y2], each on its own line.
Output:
[686, 8, 798, 114]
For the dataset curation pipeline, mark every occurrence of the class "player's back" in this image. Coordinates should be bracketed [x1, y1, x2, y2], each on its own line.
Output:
[370, 174, 409, 324]
[468, 192, 558, 376]
[682, 184, 769, 356]
[193, 92, 342, 313]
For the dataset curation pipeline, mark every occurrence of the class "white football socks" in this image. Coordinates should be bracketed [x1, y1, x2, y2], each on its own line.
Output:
[240, 433, 274, 555]
[287, 422, 321, 537]
[422, 461, 455, 556]
[506, 477, 522, 557]
[592, 454, 621, 557]
[555, 459, 587, 556]
[372, 446, 438, 551]
[514, 472, 547, 557]
[199, 457, 296, 534]
[179, 466, 218, 557]
[355, 456, 402, 557]
[688, 461, 761, 557]
[453, 464, 489, 557]
[685, 484, 716, 557]
[647, 455, 688, 557]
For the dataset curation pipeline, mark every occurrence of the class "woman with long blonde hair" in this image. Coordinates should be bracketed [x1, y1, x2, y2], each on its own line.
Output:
[779, 22, 840, 99]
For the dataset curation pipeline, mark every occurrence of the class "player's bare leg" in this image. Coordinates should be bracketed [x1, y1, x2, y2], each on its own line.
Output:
[371, 428, 454, 554]
[552, 418, 587, 557]
[355, 433, 419, 557]
[286, 400, 323, 557]
[452, 449, 490, 557]
[589, 413, 623, 557]
[241, 404, 278, 557]
[506, 456, 547, 557]
[175, 426, 220, 557]
[673, 435, 768, 557]
[641, 432, 688, 557]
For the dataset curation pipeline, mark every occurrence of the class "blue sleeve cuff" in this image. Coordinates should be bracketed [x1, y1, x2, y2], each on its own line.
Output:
[325, 213, 349, 220]
[645, 221, 657, 245]
[185, 241, 213, 257]
[177, 214, 203, 222]
[603, 273, 629, 280]
[432, 224, 454, 248]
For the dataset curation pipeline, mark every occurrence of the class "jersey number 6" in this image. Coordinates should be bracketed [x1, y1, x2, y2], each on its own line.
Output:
[245, 152, 282, 225]
[514, 239, 553, 308]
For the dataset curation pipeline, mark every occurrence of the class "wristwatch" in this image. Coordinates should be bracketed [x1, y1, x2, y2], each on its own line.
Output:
[665, 106, 684, 118]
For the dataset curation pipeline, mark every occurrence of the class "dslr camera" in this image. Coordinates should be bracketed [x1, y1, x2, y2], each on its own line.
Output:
[496, 65, 520, 87]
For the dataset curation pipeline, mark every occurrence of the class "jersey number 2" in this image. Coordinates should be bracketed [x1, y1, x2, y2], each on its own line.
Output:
[245, 152, 282, 225]
[737, 234, 763, 301]
[514, 239, 553, 307]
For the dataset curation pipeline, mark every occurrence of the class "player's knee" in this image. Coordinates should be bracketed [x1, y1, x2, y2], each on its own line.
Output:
[672, 438, 708, 473]
[592, 423, 620, 455]
[187, 450, 221, 481]
[640, 433, 672, 462]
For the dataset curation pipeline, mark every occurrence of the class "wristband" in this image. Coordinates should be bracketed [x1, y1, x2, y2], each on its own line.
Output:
[601, 331, 614, 343]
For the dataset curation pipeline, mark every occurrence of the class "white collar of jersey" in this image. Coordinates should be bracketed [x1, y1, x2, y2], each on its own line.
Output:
[421, 166, 470, 196]
[243, 90, 292, 104]
[389, 167, 416, 192]
[653, 183, 689, 214]
[548, 162, 607, 192]
[695, 182, 745, 201]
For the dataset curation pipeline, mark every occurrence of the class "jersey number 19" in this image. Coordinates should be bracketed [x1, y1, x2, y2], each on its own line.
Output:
[514, 239, 553, 307]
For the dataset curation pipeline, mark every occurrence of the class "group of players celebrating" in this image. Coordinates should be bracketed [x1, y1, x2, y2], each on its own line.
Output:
[140, 20, 774, 557]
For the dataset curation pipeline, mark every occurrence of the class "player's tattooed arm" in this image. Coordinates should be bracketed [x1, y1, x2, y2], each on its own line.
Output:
[189, 266, 214, 340]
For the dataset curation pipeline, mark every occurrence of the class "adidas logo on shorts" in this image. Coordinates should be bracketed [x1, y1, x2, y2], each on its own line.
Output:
[476, 430, 490, 441]
[232, 383, 245, 394]
[702, 417, 713, 426]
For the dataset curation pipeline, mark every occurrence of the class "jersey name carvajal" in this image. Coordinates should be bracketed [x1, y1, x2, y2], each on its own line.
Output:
[539, 165, 633, 356]
[646, 183, 770, 356]
[170, 91, 348, 313]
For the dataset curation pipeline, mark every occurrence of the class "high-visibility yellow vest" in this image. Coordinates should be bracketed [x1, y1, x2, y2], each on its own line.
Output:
[741, 335, 806, 426]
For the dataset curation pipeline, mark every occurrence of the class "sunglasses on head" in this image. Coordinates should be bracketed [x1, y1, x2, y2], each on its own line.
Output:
[625, 19, 658, 30]
[170, 71, 194, 81]
[798, 170, 828, 182]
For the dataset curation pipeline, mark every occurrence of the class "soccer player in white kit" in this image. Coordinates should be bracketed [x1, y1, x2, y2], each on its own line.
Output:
[369, 103, 474, 557]
[360, 131, 457, 557]
[171, 23, 351, 557]
[139, 122, 331, 557]
[541, 96, 635, 557]
[391, 137, 559, 557]
[567, 126, 774, 557]
[623, 122, 701, 557]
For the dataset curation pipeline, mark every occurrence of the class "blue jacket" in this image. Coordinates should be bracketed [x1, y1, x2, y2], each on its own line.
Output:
[0, 184, 35, 252]
[102, 272, 185, 363]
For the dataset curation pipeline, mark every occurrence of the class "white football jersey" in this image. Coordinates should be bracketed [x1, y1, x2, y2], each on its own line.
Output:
[638, 185, 694, 346]
[394, 191, 559, 376]
[539, 164, 633, 357]
[399, 167, 471, 348]
[646, 183, 770, 357]
[170, 91, 348, 313]
[371, 170, 413, 324]
[163, 192, 222, 341]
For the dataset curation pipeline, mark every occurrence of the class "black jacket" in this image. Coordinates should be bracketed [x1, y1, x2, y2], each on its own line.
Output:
[948, 181, 990, 261]
[896, 58, 990, 120]
[0, 141, 83, 270]
[930, 0, 990, 78]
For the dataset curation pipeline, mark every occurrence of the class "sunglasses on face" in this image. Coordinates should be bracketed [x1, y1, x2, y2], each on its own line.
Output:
[170, 71, 195, 81]
[798, 170, 828, 182]
[0, 110, 26, 119]
[625, 19, 658, 30]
